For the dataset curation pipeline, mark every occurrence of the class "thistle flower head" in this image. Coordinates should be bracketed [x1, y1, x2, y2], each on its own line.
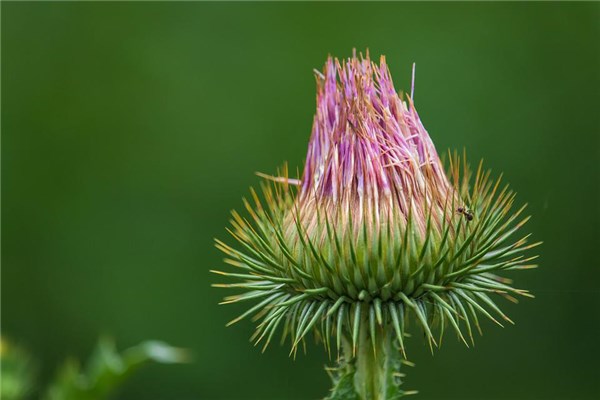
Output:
[214, 52, 539, 359]
[301, 54, 450, 220]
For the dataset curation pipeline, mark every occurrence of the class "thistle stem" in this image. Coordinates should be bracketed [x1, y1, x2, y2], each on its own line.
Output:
[326, 320, 407, 400]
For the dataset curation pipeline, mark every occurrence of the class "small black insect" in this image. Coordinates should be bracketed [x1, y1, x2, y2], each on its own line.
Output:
[457, 206, 474, 221]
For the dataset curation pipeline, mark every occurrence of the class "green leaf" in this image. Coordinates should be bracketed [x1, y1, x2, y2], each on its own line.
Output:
[324, 365, 360, 400]
[0, 338, 37, 400]
[44, 338, 189, 400]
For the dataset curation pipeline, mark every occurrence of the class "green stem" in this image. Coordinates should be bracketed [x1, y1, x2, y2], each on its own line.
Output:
[325, 322, 409, 400]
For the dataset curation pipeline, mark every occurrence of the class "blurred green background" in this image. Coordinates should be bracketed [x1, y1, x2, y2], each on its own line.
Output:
[2, 2, 599, 399]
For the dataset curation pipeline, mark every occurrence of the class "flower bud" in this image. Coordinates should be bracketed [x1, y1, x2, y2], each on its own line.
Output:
[214, 51, 539, 398]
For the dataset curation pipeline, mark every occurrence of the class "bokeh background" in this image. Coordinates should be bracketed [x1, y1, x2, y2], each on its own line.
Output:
[3, 2, 599, 399]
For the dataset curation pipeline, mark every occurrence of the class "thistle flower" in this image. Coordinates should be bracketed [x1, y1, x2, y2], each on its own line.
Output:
[214, 52, 539, 399]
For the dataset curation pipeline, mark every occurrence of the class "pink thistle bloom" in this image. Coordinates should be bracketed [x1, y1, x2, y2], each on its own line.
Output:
[214, 51, 539, 399]
[300, 53, 454, 237]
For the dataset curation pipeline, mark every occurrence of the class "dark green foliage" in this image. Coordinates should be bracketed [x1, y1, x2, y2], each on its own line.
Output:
[0, 338, 188, 400]
[0, 340, 37, 400]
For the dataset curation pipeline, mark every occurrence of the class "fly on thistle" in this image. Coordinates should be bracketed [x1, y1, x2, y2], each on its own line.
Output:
[213, 51, 540, 399]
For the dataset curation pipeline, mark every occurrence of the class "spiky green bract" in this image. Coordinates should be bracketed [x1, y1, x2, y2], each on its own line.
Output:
[214, 155, 538, 359]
